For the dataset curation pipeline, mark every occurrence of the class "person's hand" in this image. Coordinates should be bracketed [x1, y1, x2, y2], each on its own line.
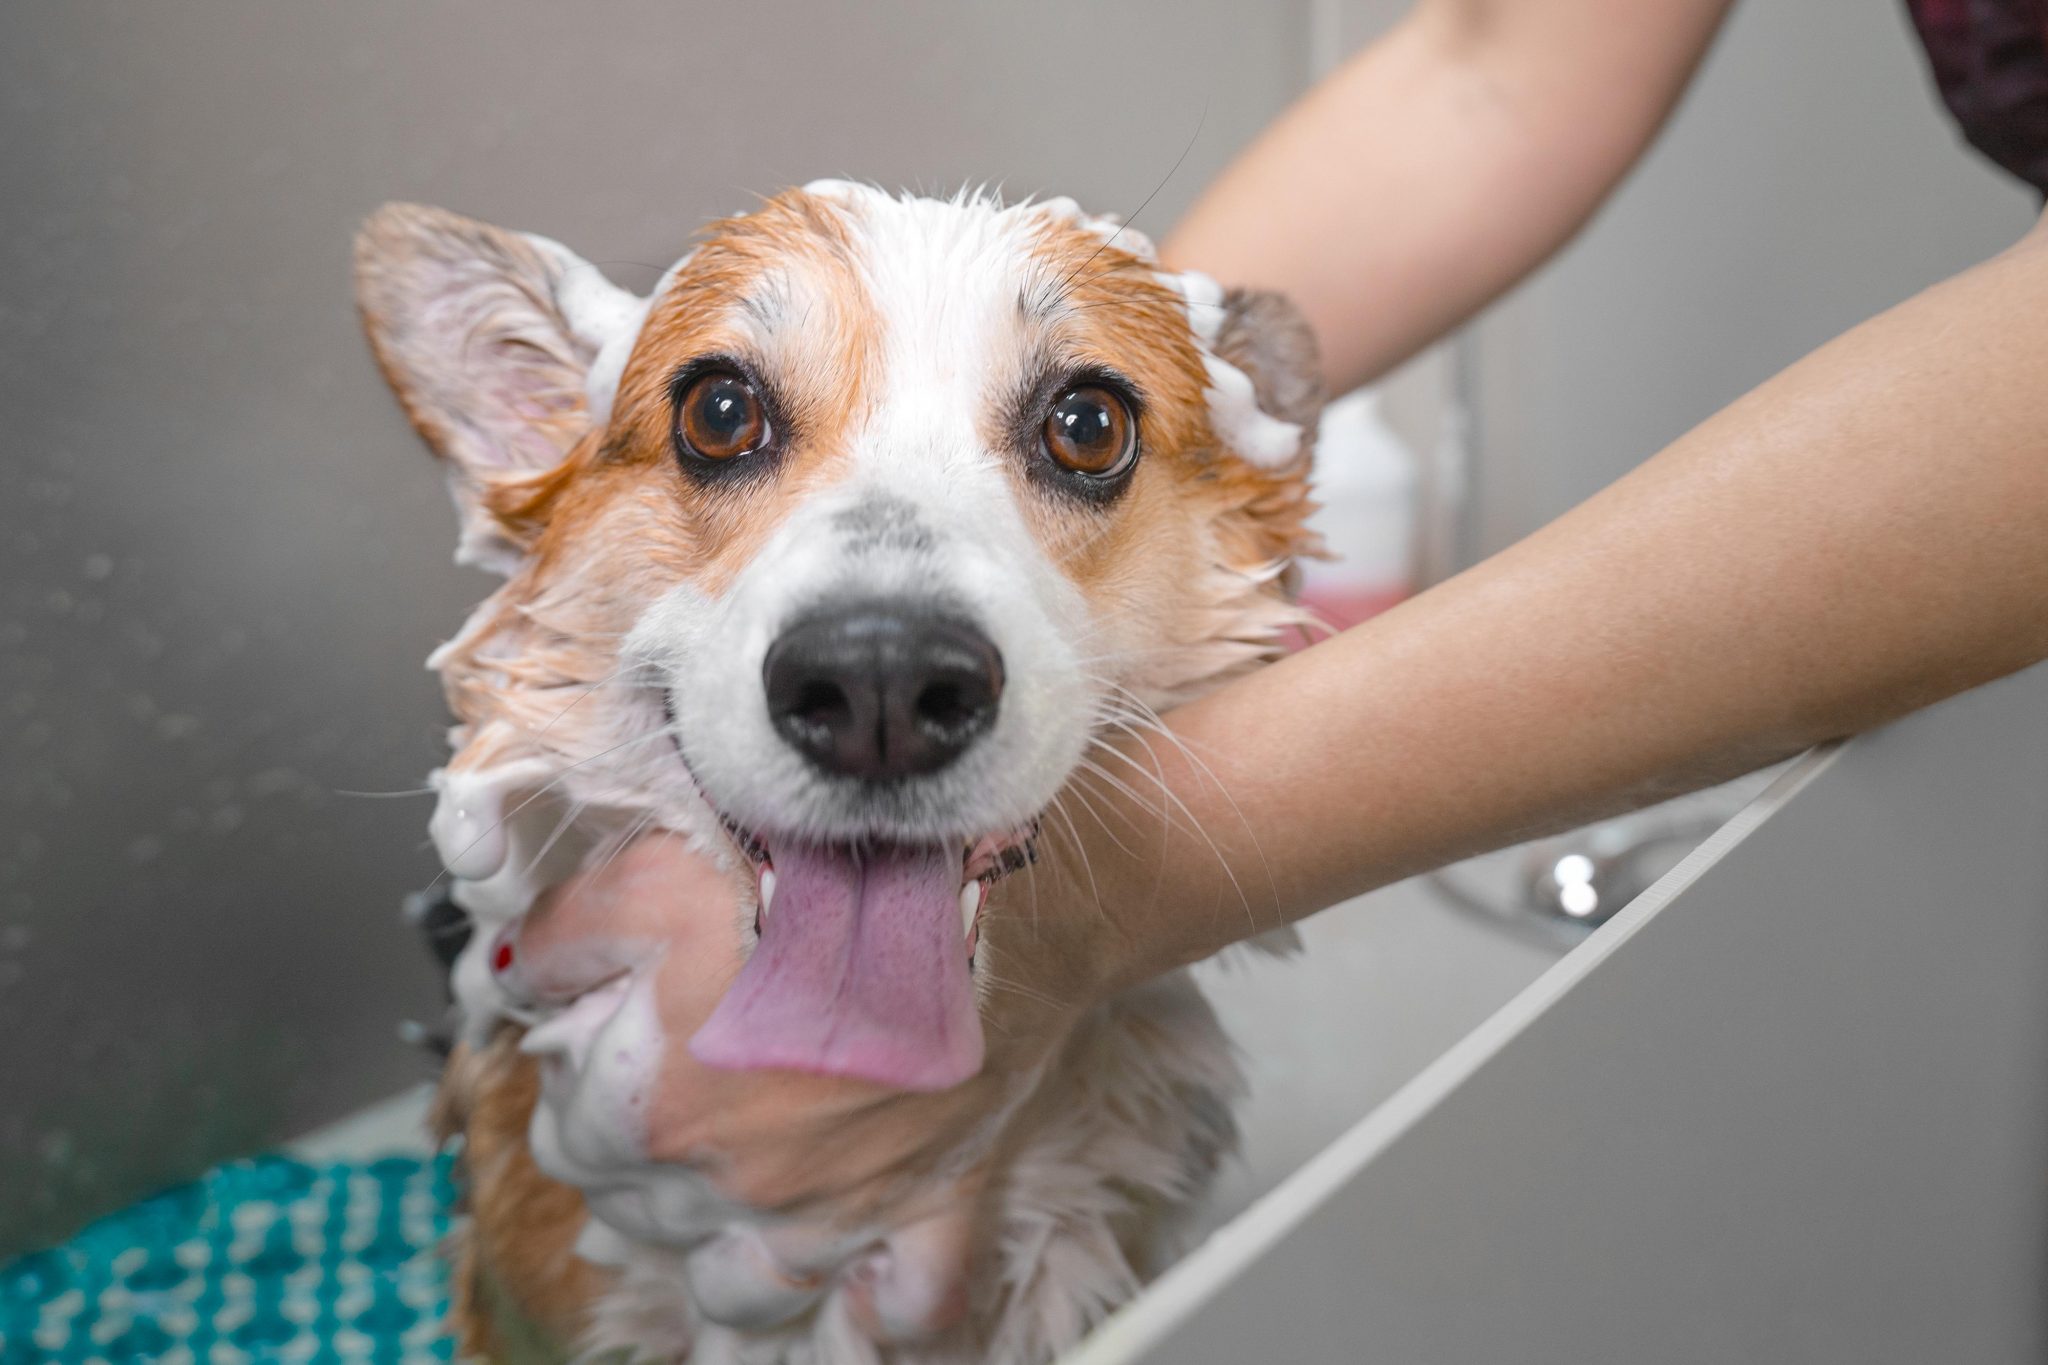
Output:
[498, 831, 1113, 1338]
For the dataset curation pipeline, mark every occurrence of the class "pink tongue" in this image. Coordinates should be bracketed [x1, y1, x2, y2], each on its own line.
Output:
[689, 840, 983, 1092]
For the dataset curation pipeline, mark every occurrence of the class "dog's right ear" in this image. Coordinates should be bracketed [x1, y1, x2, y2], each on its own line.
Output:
[353, 203, 646, 573]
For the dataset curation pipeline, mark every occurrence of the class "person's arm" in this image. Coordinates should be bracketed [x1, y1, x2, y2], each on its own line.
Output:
[1165, 0, 1734, 391]
[1040, 212, 2048, 994]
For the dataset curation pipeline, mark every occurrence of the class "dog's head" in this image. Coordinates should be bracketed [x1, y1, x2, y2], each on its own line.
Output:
[358, 185, 1318, 1095]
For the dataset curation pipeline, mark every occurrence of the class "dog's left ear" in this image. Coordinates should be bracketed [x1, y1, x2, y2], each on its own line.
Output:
[353, 202, 645, 573]
[1199, 287, 1326, 604]
[1212, 287, 1324, 441]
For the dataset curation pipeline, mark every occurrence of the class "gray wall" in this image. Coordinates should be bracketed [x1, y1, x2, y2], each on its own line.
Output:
[0, 0, 1309, 1254]
[1467, 0, 2040, 555]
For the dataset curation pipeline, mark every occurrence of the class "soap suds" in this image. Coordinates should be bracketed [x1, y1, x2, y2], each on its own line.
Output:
[431, 757, 639, 1042]
[1199, 353, 1304, 468]
[1156, 268, 1304, 468]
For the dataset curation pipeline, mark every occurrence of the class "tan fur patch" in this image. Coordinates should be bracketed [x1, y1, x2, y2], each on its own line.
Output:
[441, 1031, 613, 1358]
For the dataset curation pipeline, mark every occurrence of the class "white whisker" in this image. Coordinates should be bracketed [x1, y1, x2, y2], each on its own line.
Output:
[1102, 682, 1281, 920]
[530, 658, 660, 741]
[1042, 793, 1107, 926]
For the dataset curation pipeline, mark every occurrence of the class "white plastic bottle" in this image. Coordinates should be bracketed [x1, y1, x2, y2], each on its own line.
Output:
[1295, 387, 1418, 641]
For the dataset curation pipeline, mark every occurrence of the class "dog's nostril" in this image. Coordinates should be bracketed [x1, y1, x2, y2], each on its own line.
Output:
[916, 681, 973, 732]
[792, 680, 851, 726]
[763, 606, 1003, 781]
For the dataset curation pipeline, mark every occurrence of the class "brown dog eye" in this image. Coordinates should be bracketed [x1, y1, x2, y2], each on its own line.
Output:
[675, 370, 768, 461]
[1042, 385, 1136, 477]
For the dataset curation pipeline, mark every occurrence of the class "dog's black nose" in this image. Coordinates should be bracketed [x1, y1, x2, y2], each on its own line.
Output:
[763, 607, 1004, 780]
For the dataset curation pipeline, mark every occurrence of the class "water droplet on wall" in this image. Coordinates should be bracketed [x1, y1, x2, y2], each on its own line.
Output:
[245, 767, 302, 798]
[125, 622, 165, 660]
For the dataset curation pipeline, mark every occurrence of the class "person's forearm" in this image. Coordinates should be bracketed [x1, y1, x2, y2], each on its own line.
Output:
[1081, 215, 2048, 990]
[1163, 0, 1732, 391]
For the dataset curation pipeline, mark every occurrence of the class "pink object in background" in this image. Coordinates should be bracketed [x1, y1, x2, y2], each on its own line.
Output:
[1291, 389, 1418, 647]
[1297, 582, 1412, 637]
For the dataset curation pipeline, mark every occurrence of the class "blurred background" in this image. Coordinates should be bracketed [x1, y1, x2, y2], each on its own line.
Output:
[0, 0, 2034, 1260]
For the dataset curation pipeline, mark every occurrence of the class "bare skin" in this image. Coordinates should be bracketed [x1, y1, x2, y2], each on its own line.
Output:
[516, 0, 2048, 1191]
[1173, 0, 1737, 391]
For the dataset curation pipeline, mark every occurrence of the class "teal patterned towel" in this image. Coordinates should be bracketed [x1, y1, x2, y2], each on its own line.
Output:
[1, 1154, 457, 1364]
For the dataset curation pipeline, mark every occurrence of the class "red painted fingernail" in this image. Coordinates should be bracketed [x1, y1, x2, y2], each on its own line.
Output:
[493, 939, 515, 973]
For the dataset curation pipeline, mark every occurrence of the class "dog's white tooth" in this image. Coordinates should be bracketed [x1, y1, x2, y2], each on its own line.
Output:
[959, 882, 980, 941]
[759, 868, 777, 922]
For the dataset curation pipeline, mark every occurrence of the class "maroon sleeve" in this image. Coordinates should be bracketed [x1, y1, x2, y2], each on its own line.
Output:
[1906, 0, 2048, 194]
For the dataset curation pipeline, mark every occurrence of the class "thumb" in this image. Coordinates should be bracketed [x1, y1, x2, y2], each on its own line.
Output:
[494, 833, 748, 1005]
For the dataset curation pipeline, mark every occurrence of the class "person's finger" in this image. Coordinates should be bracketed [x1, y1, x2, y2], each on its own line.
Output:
[506, 833, 747, 1004]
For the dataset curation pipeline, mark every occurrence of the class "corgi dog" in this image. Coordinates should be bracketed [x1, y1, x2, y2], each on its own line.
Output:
[354, 183, 1320, 1363]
